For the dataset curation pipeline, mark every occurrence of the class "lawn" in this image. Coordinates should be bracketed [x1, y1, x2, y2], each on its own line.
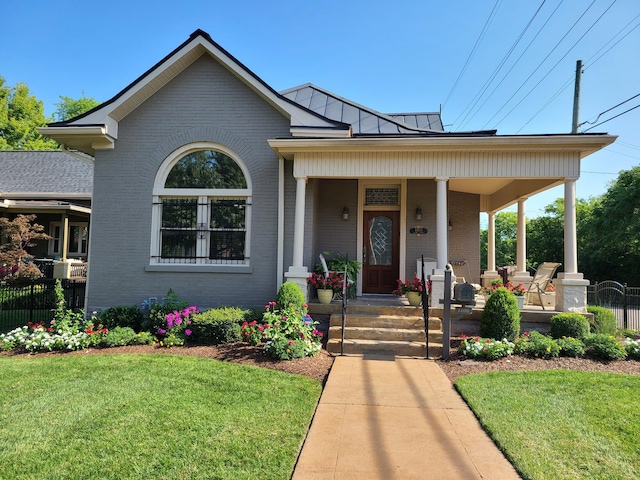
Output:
[0, 354, 322, 480]
[456, 370, 640, 480]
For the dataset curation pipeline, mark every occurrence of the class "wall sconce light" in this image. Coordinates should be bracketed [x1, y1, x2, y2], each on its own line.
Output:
[415, 207, 422, 221]
[342, 207, 349, 220]
[448, 220, 453, 230]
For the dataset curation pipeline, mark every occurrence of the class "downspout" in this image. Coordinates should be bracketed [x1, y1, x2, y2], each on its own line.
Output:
[277, 155, 285, 291]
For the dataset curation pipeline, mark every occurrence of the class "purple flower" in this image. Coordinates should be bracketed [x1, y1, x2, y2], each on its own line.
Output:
[157, 328, 166, 334]
[166, 313, 175, 328]
[185, 329, 192, 336]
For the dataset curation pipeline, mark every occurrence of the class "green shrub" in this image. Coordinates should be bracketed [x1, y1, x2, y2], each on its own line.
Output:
[521, 331, 560, 358]
[584, 334, 626, 360]
[275, 282, 306, 312]
[263, 336, 307, 360]
[96, 305, 144, 332]
[557, 337, 585, 358]
[142, 289, 190, 333]
[586, 306, 617, 335]
[103, 327, 153, 347]
[479, 287, 521, 341]
[549, 313, 590, 340]
[190, 307, 244, 345]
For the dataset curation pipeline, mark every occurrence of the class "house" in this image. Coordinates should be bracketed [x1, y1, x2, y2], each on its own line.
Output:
[0, 150, 92, 276]
[39, 29, 615, 313]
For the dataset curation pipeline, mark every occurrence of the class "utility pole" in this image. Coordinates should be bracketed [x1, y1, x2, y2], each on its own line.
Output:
[571, 60, 583, 134]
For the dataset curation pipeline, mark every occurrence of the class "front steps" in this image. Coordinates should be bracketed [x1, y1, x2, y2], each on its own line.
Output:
[322, 304, 443, 358]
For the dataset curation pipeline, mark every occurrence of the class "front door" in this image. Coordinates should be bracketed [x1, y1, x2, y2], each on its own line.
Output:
[363, 211, 400, 293]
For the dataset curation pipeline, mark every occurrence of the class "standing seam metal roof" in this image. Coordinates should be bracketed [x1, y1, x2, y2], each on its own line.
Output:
[280, 83, 445, 135]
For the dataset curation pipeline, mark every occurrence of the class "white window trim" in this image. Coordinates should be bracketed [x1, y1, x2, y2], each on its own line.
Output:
[148, 142, 252, 271]
[49, 222, 89, 257]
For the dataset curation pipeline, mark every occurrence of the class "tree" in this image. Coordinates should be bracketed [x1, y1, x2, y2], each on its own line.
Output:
[581, 166, 640, 284]
[480, 211, 518, 269]
[0, 76, 58, 150]
[54, 94, 99, 121]
[0, 214, 50, 279]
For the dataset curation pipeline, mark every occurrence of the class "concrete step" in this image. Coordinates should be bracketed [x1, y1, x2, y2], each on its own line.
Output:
[326, 338, 428, 357]
[310, 303, 428, 317]
[329, 314, 442, 330]
[328, 326, 425, 342]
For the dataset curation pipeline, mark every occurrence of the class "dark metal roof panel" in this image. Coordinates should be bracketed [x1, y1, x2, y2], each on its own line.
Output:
[281, 84, 445, 135]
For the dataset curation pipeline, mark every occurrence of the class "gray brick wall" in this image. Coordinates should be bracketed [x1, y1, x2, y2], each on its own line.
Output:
[88, 56, 290, 311]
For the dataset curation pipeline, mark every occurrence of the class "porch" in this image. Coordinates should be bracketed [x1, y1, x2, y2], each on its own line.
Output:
[308, 294, 563, 359]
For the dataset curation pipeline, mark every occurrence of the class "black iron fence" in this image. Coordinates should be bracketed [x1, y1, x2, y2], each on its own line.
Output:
[0, 279, 86, 334]
[587, 281, 640, 330]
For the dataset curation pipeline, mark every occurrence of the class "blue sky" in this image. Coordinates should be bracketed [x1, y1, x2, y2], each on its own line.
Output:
[2, 0, 638, 218]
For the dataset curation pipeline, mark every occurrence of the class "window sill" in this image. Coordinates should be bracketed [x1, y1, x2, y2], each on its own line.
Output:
[145, 264, 252, 274]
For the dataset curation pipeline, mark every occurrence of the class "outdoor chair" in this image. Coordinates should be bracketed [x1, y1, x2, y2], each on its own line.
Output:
[525, 262, 561, 310]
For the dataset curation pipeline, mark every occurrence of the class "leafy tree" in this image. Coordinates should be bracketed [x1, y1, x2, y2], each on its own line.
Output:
[581, 166, 640, 284]
[480, 211, 518, 269]
[54, 94, 99, 121]
[0, 214, 50, 279]
[0, 76, 57, 150]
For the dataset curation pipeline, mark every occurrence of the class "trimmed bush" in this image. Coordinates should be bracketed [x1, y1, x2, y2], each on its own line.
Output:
[479, 287, 521, 341]
[103, 327, 154, 347]
[549, 313, 590, 340]
[522, 331, 560, 358]
[584, 334, 626, 360]
[275, 282, 306, 312]
[557, 336, 585, 358]
[586, 306, 617, 335]
[190, 307, 245, 345]
[96, 306, 144, 332]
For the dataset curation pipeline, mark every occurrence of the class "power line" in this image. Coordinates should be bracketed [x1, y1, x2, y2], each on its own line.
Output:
[452, 0, 548, 130]
[442, 0, 502, 108]
[491, 0, 617, 129]
[582, 103, 640, 132]
[517, 13, 640, 133]
[580, 92, 640, 126]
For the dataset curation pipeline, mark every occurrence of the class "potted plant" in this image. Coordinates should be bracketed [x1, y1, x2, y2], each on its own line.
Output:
[308, 271, 345, 304]
[506, 282, 526, 309]
[393, 277, 429, 306]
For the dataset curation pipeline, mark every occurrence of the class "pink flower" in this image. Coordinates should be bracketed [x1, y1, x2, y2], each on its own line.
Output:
[166, 313, 175, 328]
[157, 328, 166, 334]
[185, 329, 192, 336]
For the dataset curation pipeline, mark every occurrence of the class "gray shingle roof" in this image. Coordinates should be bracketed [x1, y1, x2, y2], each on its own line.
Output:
[0, 151, 93, 197]
[280, 84, 445, 135]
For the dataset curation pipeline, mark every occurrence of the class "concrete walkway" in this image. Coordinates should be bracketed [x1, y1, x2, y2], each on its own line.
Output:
[292, 356, 521, 480]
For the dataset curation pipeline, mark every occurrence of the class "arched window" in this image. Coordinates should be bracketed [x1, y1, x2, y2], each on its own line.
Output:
[150, 144, 251, 267]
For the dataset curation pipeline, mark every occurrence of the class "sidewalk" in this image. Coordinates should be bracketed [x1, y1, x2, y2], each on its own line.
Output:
[292, 355, 521, 480]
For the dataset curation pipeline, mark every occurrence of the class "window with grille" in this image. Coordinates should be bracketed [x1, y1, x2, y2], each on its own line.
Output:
[150, 145, 251, 266]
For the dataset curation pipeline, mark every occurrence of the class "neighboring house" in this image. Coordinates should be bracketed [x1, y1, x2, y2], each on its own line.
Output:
[39, 29, 615, 312]
[0, 150, 93, 267]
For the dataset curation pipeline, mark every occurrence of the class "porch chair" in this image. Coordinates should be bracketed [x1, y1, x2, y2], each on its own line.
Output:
[525, 262, 561, 310]
[319, 254, 353, 299]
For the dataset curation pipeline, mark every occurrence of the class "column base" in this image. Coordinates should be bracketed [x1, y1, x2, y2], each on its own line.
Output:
[284, 266, 311, 302]
[481, 271, 501, 289]
[555, 273, 589, 313]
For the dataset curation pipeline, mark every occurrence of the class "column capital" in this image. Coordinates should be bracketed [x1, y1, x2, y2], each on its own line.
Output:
[435, 177, 449, 182]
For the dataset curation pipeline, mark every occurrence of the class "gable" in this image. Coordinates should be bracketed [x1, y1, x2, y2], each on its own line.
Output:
[39, 30, 350, 155]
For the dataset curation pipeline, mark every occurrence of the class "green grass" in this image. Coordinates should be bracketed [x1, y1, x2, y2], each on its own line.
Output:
[0, 354, 322, 480]
[456, 370, 640, 480]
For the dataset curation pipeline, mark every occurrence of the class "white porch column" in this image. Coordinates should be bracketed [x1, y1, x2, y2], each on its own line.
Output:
[430, 178, 449, 306]
[481, 211, 501, 288]
[284, 176, 311, 299]
[556, 178, 589, 312]
[512, 198, 532, 287]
